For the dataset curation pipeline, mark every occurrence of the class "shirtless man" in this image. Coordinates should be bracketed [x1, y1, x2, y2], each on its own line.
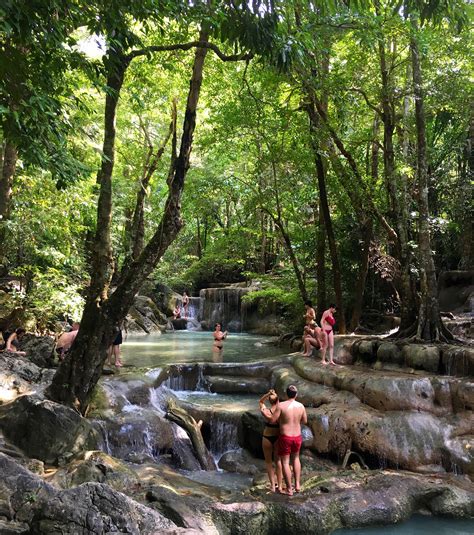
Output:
[55, 322, 80, 360]
[271, 385, 307, 495]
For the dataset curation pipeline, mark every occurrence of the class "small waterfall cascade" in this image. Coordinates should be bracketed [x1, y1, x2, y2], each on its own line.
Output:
[187, 297, 202, 320]
[199, 284, 254, 332]
[208, 415, 240, 458]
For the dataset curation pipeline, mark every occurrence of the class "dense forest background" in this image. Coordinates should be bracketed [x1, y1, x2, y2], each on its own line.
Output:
[0, 1, 472, 407]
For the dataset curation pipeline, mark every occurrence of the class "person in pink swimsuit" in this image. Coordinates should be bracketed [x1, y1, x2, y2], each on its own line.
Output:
[320, 304, 337, 366]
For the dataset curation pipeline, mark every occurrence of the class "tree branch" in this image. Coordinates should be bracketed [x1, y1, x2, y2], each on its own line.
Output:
[349, 87, 383, 117]
[127, 41, 253, 62]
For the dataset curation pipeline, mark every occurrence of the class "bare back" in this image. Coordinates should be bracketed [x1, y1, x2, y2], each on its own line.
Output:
[278, 399, 307, 436]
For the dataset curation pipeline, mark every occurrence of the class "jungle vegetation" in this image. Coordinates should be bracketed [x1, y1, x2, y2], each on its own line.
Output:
[0, 0, 472, 410]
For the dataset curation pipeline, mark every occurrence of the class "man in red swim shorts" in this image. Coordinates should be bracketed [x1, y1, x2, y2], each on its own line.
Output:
[271, 385, 307, 495]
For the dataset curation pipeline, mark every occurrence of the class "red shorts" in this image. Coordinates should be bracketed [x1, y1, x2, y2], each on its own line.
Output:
[278, 434, 302, 456]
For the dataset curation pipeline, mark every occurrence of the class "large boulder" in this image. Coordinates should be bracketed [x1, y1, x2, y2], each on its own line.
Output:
[0, 354, 42, 403]
[0, 395, 99, 464]
[0, 453, 176, 534]
[129, 295, 167, 334]
[18, 334, 55, 368]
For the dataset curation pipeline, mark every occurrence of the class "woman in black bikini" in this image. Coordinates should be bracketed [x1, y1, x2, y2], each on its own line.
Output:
[259, 389, 282, 492]
[213, 323, 228, 351]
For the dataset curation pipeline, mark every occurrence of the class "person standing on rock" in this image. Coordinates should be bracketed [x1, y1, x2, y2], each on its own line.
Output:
[270, 385, 307, 495]
[259, 389, 283, 493]
[303, 301, 316, 325]
[320, 304, 337, 366]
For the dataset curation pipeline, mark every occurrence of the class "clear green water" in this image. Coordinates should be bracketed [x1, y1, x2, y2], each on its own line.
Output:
[121, 330, 286, 368]
[334, 514, 474, 534]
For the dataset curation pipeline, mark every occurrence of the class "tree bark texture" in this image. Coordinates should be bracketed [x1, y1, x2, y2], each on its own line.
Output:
[0, 141, 18, 256]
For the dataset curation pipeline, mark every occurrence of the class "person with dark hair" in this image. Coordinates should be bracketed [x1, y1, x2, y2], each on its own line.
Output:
[5, 328, 26, 356]
[259, 389, 283, 493]
[301, 321, 325, 357]
[108, 324, 124, 367]
[267, 385, 307, 495]
[303, 301, 316, 325]
[320, 304, 337, 366]
[212, 323, 228, 352]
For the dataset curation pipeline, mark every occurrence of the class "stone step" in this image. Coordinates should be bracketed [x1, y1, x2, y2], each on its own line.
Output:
[204, 375, 270, 394]
[290, 355, 473, 414]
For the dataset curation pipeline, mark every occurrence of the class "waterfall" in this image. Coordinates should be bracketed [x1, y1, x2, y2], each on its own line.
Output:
[199, 286, 253, 332]
[208, 415, 240, 458]
[187, 297, 201, 320]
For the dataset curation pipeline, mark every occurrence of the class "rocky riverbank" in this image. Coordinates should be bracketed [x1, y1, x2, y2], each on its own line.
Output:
[0, 336, 472, 534]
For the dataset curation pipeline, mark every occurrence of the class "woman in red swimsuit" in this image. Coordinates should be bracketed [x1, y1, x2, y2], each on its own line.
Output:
[320, 304, 337, 366]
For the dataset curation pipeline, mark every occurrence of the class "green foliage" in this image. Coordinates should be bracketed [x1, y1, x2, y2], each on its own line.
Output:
[181, 254, 245, 291]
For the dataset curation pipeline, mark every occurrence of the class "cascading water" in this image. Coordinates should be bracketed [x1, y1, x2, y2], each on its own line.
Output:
[199, 286, 253, 332]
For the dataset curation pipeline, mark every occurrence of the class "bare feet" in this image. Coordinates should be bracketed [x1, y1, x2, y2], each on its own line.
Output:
[321, 360, 328, 365]
[115, 361, 123, 367]
[329, 361, 338, 366]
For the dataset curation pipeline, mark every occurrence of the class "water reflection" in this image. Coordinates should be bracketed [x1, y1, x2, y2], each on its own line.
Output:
[121, 331, 285, 368]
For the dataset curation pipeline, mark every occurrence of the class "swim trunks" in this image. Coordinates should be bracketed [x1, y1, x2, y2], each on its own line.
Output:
[278, 434, 302, 456]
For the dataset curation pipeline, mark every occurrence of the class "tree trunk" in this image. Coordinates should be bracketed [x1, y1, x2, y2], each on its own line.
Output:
[273, 216, 308, 302]
[315, 201, 326, 320]
[47, 34, 210, 410]
[128, 102, 176, 261]
[458, 105, 474, 269]
[410, 21, 451, 341]
[378, 35, 417, 331]
[350, 219, 372, 332]
[314, 151, 346, 333]
[0, 141, 18, 258]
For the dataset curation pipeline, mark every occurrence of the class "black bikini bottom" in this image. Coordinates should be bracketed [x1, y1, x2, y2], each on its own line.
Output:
[263, 435, 279, 445]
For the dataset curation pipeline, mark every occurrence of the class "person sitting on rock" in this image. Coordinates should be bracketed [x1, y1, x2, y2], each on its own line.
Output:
[301, 321, 325, 357]
[55, 322, 80, 361]
[172, 305, 181, 319]
[5, 328, 27, 356]
[259, 389, 283, 493]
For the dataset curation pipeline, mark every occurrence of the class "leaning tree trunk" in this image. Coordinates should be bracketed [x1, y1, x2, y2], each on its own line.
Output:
[410, 22, 452, 342]
[47, 35, 210, 410]
[166, 399, 216, 470]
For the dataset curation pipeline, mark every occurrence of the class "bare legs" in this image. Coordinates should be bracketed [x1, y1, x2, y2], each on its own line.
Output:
[301, 337, 319, 357]
[262, 438, 282, 492]
[327, 331, 335, 365]
[108, 345, 122, 367]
